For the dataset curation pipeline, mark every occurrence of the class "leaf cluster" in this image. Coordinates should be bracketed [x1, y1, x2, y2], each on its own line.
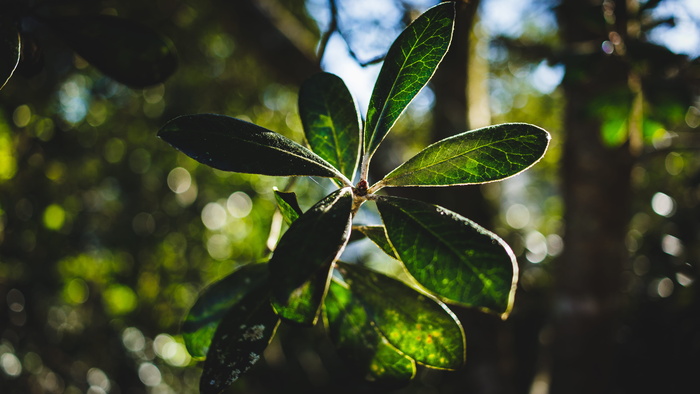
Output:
[158, 3, 550, 393]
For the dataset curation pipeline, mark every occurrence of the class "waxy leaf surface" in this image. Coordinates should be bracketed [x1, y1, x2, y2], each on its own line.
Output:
[377, 196, 517, 316]
[356, 225, 400, 260]
[324, 279, 416, 388]
[159, 114, 342, 178]
[300, 72, 361, 180]
[379, 123, 550, 188]
[274, 190, 302, 225]
[269, 188, 353, 325]
[45, 15, 176, 87]
[200, 285, 280, 394]
[1, 20, 20, 90]
[338, 262, 465, 370]
[181, 263, 268, 358]
[364, 2, 454, 160]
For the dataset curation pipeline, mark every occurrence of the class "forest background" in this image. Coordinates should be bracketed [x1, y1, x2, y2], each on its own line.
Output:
[1, 0, 699, 393]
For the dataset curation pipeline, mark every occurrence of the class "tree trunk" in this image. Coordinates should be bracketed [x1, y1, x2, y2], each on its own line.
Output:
[548, 1, 634, 392]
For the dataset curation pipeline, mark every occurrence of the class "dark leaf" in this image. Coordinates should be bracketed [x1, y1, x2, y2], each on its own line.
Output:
[337, 262, 465, 370]
[377, 196, 518, 317]
[376, 123, 550, 188]
[348, 226, 369, 244]
[159, 114, 343, 178]
[299, 72, 361, 181]
[44, 15, 177, 88]
[200, 284, 280, 394]
[324, 278, 416, 387]
[355, 225, 400, 260]
[181, 263, 268, 358]
[0, 20, 20, 90]
[364, 2, 455, 161]
[274, 189, 302, 225]
[269, 188, 353, 325]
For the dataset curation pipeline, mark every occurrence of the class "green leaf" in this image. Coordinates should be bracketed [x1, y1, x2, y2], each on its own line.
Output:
[44, 15, 177, 88]
[377, 196, 517, 317]
[273, 189, 302, 225]
[377, 123, 550, 188]
[324, 279, 416, 387]
[348, 226, 369, 244]
[181, 263, 268, 358]
[355, 225, 400, 260]
[299, 72, 361, 181]
[364, 2, 455, 161]
[159, 114, 345, 179]
[337, 262, 465, 370]
[199, 284, 280, 394]
[0, 20, 20, 90]
[269, 188, 353, 325]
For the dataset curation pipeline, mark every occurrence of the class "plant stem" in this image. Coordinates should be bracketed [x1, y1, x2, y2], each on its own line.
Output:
[367, 180, 385, 194]
[359, 152, 370, 184]
[338, 173, 354, 188]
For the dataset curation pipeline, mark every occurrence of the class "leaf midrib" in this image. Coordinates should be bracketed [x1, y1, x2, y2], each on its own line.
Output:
[390, 202, 502, 302]
[194, 128, 340, 176]
[320, 100, 347, 176]
[367, 12, 440, 154]
[385, 133, 536, 184]
[349, 268, 461, 367]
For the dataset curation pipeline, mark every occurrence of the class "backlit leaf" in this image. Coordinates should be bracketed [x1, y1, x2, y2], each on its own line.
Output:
[364, 2, 454, 161]
[377, 123, 550, 188]
[200, 284, 280, 394]
[181, 263, 268, 358]
[0, 20, 20, 90]
[348, 226, 369, 244]
[324, 279, 416, 387]
[337, 262, 465, 370]
[45, 15, 176, 88]
[269, 188, 353, 325]
[355, 225, 400, 260]
[377, 196, 518, 317]
[300, 72, 361, 181]
[159, 114, 343, 179]
[274, 189, 302, 225]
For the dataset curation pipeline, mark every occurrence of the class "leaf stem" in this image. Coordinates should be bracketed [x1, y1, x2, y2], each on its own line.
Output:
[367, 179, 385, 194]
[359, 153, 370, 184]
[337, 172, 354, 188]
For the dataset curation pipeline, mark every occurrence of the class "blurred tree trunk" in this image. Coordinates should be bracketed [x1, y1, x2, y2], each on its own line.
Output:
[548, 1, 634, 392]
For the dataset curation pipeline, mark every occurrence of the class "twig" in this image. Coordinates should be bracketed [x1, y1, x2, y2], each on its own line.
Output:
[318, 0, 388, 67]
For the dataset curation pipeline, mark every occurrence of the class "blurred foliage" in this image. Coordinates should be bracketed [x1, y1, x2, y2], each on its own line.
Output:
[0, 0, 322, 392]
[0, 0, 177, 89]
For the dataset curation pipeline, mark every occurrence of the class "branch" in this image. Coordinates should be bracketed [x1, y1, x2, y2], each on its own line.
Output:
[491, 35, 556, 64]
[316, 0, 338, 65]
[318, 0, 393, 67]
